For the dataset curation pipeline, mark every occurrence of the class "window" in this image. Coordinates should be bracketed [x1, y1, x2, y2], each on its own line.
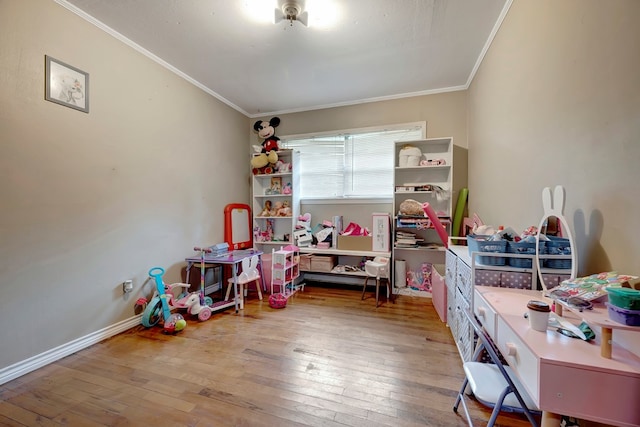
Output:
[281, 122, 425, 200]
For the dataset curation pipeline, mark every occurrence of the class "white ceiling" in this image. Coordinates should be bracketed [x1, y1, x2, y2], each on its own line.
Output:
[58, 0, 510, 118]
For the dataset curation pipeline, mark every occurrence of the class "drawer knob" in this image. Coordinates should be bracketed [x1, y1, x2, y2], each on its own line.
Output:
[477, 307, 486, 318]
[505, 342, 518, 356]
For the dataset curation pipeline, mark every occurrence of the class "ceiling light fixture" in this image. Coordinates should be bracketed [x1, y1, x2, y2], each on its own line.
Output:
[275, 1, 308, 27]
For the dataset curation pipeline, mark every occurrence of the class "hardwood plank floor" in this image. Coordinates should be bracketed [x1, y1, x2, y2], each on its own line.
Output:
[0, 284, 538, 426]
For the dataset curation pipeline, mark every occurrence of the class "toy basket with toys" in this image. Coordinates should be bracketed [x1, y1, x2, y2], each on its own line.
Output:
[268, 293, 288, 309]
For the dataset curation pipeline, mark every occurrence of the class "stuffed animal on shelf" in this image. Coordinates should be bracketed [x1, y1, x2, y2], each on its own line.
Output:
[260, 200, 272, 217]
[277, 200, 292, 217]
[251, 116, 281, 169]
[399, 199, 424, 216]
[282, 182, 292, 195]
[275, 160, 291, 173]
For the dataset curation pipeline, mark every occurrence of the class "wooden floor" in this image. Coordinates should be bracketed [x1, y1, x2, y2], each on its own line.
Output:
[0, 284, 538, 427]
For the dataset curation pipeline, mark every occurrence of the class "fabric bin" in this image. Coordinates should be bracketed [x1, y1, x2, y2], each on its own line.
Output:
[500, 272, 532, 289]
[474, 270, 501, 287]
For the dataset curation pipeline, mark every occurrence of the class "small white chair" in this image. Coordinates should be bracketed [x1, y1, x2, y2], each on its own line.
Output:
[225, 254, 262, 309]
[453, 308, 541, 427]
[361, 256, 393, 307]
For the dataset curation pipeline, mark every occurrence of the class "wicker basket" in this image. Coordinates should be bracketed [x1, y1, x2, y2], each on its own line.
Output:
[268, 293, 288, 309]
[467, 235, 507, 266]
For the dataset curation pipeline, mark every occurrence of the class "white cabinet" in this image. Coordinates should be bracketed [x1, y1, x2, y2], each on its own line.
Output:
[445, 244, 562, 362]
[271, 246, 302, 295]
[252, 150, 300, 252]
[392, 138, 466, 292]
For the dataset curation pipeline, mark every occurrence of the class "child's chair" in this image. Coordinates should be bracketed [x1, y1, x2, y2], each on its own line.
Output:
[453, 308, 541, 427]
[361, 256, 393, 307]
[225, 254, 262, 309]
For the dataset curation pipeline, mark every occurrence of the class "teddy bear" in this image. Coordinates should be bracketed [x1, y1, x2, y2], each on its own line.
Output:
[251, 116, 281, 169]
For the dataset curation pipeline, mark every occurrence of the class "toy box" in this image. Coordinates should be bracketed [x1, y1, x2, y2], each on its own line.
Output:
[338, 235, 372, 251]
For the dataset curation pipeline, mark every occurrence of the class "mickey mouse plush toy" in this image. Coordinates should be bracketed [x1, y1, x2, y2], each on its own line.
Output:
[251, 116, 281, 169]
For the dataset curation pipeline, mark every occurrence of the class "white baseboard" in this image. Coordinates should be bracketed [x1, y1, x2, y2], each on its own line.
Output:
[0, 315, 142, 386]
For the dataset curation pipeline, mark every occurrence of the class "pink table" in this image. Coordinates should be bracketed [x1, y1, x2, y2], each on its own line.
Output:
[474, 286, 640, 427]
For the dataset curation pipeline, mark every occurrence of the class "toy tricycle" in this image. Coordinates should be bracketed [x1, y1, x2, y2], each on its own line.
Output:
[141, 267, 212, 332]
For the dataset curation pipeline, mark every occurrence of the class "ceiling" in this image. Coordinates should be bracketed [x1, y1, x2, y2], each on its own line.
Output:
[58, 0, 510, 118]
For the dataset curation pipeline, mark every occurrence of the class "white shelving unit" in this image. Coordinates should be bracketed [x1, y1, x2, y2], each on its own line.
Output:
[252, 149, 300, 252]
[271, 246, 302, 295]
[392, 138, 466, 294]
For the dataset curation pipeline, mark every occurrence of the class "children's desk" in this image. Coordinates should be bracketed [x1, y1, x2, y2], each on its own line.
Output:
[474, 286, 640, 426]
[185, 249, 263, 313]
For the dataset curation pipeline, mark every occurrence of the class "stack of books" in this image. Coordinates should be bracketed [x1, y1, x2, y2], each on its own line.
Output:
[395, 231, 423, 248]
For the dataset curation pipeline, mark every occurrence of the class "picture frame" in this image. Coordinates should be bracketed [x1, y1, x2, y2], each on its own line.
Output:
[268, 176, 282, 195]
[45, 55, 89, 113]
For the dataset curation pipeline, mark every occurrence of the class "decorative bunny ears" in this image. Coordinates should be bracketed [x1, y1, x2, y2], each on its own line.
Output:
[536, 185, 578, 286]
[541, 185, 566, 218]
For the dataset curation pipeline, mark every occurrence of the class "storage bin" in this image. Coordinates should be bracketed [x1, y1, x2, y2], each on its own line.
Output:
[474, 270, 501, 287]
[606, 287, 640, 310]
[544, 236, 572, 269]
[337, 235, 372, 251]
[467, 234, 507, 266]
[299, 254, 312, 271]
[606, 303, 640, 326]
[310, 255, 337, 272]
[507, 240, 543, 268]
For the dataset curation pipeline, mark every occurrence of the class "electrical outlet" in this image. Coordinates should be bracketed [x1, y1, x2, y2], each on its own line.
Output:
[123, 280, 133, 293]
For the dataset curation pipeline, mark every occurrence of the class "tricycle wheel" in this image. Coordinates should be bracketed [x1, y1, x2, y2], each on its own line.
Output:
[198, 307, 212, 322]
[141, 297, 163, 327]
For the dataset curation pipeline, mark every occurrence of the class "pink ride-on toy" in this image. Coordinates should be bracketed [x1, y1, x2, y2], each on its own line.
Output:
[141, 266, 213, 331]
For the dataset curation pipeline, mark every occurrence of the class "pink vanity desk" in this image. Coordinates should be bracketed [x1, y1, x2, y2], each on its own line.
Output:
[474, 286, 640, 427]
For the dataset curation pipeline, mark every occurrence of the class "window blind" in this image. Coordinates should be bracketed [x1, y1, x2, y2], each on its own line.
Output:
[282, 124, 424, 199]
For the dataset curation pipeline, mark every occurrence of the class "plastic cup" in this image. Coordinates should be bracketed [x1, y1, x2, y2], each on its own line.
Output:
[527, 300, 550, 332]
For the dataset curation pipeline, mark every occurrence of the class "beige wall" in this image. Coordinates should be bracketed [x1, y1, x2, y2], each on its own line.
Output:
[468, 0, 640, 276]
[0, 0, 248, 371]
[5, 0, 638, 380]
[250, 91, 469, 227]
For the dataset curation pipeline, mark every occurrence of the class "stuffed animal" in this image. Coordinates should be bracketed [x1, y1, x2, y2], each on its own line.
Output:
[260, 200, 272, 217]
[275, 160, 291, 173]
[251, 117, 281, 169]
[399, 199, 424, 216]
[277, 200, 292, 217]
[282, 182, 292, 195]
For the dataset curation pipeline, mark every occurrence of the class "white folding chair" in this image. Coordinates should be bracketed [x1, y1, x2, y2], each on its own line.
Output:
[453, 308, 541, 427]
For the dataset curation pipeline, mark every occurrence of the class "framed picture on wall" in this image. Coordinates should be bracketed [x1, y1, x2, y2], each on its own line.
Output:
[45, 55, 89, 113]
